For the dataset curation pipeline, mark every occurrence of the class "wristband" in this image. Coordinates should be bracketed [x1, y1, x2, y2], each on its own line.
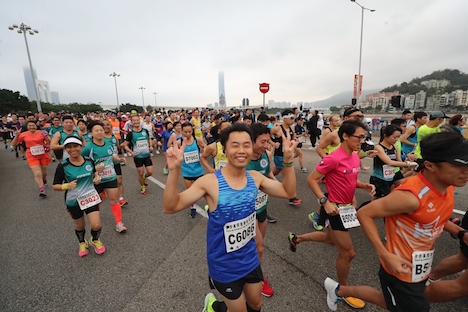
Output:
[458, 230, 468, 240]
[61, 183, 69, 191]
[406, 161, 410, 168]
[364, 151, 368, 157]
[282, 162, 294, 167]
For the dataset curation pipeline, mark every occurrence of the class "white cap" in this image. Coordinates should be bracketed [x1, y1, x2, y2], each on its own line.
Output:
[63, 136, 83, 146]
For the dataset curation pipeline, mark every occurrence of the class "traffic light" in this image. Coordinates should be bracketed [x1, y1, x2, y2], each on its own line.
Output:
[351, 98, 357, 105]
[391, 95, 402, 108]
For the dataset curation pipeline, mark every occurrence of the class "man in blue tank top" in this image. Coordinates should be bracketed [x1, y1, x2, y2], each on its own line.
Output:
[163, 123, 298, 312]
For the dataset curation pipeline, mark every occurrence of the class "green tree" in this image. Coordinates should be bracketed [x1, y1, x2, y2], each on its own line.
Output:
[329, 106, 341, 112]
[0, 89, 30, 114]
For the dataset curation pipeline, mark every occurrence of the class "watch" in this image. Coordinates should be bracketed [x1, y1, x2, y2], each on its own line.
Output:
[318, 196, 328, 205]
[457, 229, 468, 240]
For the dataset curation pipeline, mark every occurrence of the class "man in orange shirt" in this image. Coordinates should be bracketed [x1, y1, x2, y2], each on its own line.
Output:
[323, 131, 468, 311]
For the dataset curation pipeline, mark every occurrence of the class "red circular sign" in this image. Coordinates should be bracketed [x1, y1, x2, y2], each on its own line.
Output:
[259, 83, 270, 94]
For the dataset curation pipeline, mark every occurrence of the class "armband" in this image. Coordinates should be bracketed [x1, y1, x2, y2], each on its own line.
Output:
[458, 230, 468, 241]
[61, 183, 69, 191]
[282, 162, 294, 167]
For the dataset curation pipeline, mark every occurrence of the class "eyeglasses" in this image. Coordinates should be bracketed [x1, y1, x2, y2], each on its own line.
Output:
[350, 134, 367, 141]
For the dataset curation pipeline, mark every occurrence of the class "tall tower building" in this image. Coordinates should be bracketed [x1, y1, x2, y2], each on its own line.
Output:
[218, 71, 226, 108]
[23, 66, 52, 103]
[23, 67, 38, 102]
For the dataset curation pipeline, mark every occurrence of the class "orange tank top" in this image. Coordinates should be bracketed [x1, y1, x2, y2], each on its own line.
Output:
[381, 172, 454, 283]
[109, 119, 121, 140]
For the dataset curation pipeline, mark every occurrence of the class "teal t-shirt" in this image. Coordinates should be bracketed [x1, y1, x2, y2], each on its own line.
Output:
[53, 158, 97, 207]
[126, 129, 151, 159]
[45, 125, 63, 137]
[104, 134, 119, 164]
[81, 140, 117, 183]
[246, 152, 270, 214]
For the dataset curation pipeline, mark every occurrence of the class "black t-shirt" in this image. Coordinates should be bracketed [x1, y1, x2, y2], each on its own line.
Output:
[210, 125, 220, 142]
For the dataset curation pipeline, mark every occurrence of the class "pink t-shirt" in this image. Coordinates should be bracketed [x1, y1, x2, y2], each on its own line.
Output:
[316, 146, 360, 204]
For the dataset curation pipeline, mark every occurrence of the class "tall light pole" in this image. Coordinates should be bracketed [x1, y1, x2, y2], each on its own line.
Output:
[351, 0, 375, 103]
[152, 92, 158, 108]
[109, 72, 120, 109]
[8, 23, 42, 112]
[138, 86, 146, 110]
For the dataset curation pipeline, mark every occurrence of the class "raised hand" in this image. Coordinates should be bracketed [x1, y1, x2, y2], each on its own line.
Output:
[281, 130, 299, 163]
[166, 137, 187, 170]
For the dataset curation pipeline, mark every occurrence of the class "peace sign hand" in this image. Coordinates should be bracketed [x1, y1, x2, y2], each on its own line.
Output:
[281, 130, 298, 163]
[166, 137, 187, 170]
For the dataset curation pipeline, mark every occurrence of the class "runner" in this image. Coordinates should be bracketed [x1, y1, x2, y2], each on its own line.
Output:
[11, 120, 51, 197]
[246, 122, 276, 298]
[102, 119, 128, 207]
[77, 119, 92, 144]
[52, 136, 106, 257]
[122, 115, 154, 195]
[50, 115, 81, 163]
[142, 114, 155, 156]
[401, 112, 427, 157]
[161, 121, 174, 175]
[200, 121, 231, 173]
[294, 117, 309, 173]
[271, 109, 302, 205]
[323, 131, 468, 311]
[288, 120, 376, 310]
[81, 121, 127, 233]
[153, 112, 164, 154]
[45, 116, 63, 162]
[414, 110, 448, 159]
[163, 122, 298, 312]
[190, 108, 203, 139]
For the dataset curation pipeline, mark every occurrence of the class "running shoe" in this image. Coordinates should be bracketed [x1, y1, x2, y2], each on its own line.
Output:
[203, 293, 216, 312]
[10, 147, 14, 152]
[119, 199, 128, 206]
[261, 277, 274, 297]
[343, 297, 365, 309]
[120, 161, 125, 166]
[308, 212, 324, 231]
[163, 167, 169, 175]
[15, 151, 19, 158]
[288, 232, 298, 252]
[22, 156, 26, 160]
[140, 186, 147, 195]
[156, 150, 160, 155]
[42, 178, 48, 187]
[88, 237, 106, 254]
[52, 156, 56, 162]
[143, 176, 148, 186]
[4, 144, 7, 149]
[300, 167, 308, 173]
[289, 198, 302, 205]
[190, 207, 197, 218]
[39, 188, 47, 198]
[100, 190, 107, 199]
[115, 222, 127, 233]
[267, 213, 277, 223]
[324, 277, 341, 311]
[78, 239, 89, 257]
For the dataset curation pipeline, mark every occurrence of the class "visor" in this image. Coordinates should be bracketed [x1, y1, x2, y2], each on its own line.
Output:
[63, 136, 83, 146]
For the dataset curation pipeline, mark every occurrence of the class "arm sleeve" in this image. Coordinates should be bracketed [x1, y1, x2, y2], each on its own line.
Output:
[53, 163, 66, 185]
[125, 132, 133, 143]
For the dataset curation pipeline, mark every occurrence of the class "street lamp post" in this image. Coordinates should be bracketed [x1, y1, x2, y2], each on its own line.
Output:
[138, 86, 146, 110]
[350, 0, 375, 102]
[8, 23, 42, 112]
[109, 72, 120, 109]
[152, 92, 158, 108]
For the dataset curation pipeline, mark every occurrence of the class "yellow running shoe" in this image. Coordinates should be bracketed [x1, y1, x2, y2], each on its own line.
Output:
[343, 296, 365, 309]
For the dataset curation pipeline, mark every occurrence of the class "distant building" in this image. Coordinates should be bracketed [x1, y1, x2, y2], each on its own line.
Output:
[23, 66, 53, 103]
[51, 91, 60, 105]
[405, 95, 416, 109]
[421, 79, 450, 89]
[36, 79, 52, 103]
[414, 91, 426, 109]
[218, 72, 226, 108]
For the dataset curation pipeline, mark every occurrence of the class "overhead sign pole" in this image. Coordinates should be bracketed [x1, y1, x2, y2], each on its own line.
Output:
[259, 82, 270, 108]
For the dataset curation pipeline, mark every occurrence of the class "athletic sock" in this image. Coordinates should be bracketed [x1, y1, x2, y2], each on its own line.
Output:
[75, 229, 86, 243]
[91, 228, 101, 241]
[110, 203, 122, 224]
[247, 304, 261, 312]
[212, 301, 227, 312]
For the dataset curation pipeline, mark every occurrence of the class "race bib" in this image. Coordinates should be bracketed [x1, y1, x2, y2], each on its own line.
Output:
[218, 160, 227, 169]
[112, 127, 120, 134]
[77, 188, 102, 210]
[224, 212, 256, 253]
[136, 140, 148, 150]
[255, 190, 268, 210]
[383, 165, 395, 179]
[30, 145, 45, 156]
[184, 150, 199, 164]
[98, 165, 115, 179]
[338, 204, 360, 229]
[412, 250, 434, 282]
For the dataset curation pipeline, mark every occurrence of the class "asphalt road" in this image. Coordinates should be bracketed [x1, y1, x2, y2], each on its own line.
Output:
[0, 141, 467, 312]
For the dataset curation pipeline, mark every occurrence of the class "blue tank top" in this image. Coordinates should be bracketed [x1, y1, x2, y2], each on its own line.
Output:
[207, 170, 259, 283]
[181, 138, 203, 178]
[402, 125, 418, 154]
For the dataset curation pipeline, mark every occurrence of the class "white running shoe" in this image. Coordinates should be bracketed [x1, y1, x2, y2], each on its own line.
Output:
[324, 277, 341, 311]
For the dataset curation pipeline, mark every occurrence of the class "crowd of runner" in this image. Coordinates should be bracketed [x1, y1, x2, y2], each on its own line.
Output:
[1, 106, 467, 311]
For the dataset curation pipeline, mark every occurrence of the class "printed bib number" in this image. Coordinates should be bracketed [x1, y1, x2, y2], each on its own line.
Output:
[98, 165, 115, 179]
[136, 140, 148, 150]
[224, 212, 256, 253]
[339, 205, 360, 229]
[184, 150, 199, 164]
[412, 250, 434, 282]
[383, 165, 395, 179]
[255, 190, 268, 210]
[77, 189, 102, 210]
[30, 145, 45, 156]
[112, 127, 120, 134]
[217, 160, 227, 170]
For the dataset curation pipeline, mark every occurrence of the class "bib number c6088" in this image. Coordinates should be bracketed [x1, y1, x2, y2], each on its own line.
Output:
[224, 212, 256, 253]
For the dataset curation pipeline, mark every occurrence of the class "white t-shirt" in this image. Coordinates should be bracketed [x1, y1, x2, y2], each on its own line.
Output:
[317, 114, 324, 130]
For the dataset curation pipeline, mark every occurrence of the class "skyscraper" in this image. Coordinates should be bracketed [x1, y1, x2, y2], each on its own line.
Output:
[23, 67, 38, 102]
[218, 71, 226, 108]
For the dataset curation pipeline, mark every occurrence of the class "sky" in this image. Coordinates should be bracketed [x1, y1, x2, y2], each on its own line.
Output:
[1, 0, 468, 108]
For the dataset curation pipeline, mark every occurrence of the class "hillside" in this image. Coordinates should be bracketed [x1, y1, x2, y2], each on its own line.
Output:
[311, 88, 381, 108]
[380, 69, 468, 95]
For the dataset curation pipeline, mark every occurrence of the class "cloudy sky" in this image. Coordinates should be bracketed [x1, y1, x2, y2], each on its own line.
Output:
[1, 0, 467, 108]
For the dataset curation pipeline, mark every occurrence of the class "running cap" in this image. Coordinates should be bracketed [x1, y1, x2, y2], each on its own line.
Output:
[156, 112, 162, 115]
[422, 140, 468, 166]
[283, 113, 296, 119]
[343, 107, 362, 117]
[63, 136, 83, 146]
[131, 110, 138, 114]
[429, 110, 449, 120]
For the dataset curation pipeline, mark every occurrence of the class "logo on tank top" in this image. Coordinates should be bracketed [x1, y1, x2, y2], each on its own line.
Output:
[85, 165, 92, 171]
[260, 158, 268, 168]
[142, 131, 146, 137]
[107, 149, 113, 155]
